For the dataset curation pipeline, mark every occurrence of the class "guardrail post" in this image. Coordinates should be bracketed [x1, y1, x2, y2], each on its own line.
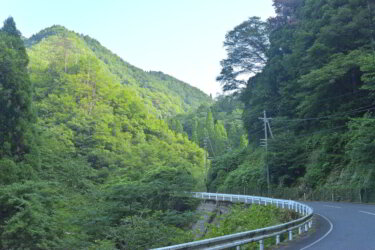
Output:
[289, 230, 293, 241]
[276, 234, 280, 245]
[259, 239, 264, 250]
[154, 192, 314, 250]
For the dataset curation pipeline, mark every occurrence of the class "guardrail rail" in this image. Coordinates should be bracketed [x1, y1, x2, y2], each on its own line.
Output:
[153, 192, 314, 250]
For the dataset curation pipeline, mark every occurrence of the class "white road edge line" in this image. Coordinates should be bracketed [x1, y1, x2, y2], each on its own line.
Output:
[323, 205, 341, 209]
[359, 210, 375, 216]
[299, 213, 333, 250]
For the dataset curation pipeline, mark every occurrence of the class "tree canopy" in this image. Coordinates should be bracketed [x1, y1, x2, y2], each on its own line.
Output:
[0, 19, 207, 249]
[217, 17, 269, 92]
[210, 0, 375, 200]
[0, 17, 33, 157]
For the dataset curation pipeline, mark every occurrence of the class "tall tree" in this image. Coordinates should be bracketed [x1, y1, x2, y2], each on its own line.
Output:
[0, 17, 34, 156]
[191, 118, 199, 144]
[217, 17, 270, 92]
[1, 17, 20, 36]
[213, 120, 228, 154]
[205, 110, 215, 139]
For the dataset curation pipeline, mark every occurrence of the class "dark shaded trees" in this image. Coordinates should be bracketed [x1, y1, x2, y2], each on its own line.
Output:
[217, 17, 270, 92]
[0, 17, 34, 157]
[211, 0, 375, 194]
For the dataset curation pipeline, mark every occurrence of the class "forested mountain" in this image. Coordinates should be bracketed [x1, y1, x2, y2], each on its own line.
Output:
[0, 18, 207, 249]
[210, 0, 375, 201]
[26, 25, 212, 118]
[3, 0, 375, 248]
[170, 94, 248, 158]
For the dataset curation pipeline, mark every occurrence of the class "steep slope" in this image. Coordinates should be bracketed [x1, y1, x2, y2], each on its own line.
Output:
[26, 25, 212, 117]
[208, 0, 375, 202]
[0, 22, 205, 249]
[26, 24, 205, 190]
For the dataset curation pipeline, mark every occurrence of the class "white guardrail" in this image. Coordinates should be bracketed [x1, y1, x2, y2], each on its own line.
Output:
[153, 192, 313, 250]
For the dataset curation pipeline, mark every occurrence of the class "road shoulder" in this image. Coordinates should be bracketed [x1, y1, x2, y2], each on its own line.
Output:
[274, 214, 332, 250]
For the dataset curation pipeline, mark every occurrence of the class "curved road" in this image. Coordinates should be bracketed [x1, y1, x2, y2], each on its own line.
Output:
[279, 201, 375, 250]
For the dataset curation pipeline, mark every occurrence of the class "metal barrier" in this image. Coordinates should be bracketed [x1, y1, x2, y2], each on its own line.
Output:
[153, 192, 313, 250]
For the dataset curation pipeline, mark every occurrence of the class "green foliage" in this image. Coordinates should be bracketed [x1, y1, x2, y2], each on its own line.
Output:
[0, 20, 208, 249]
[204, 204, 297, 249]
[345, 116, 375, 188]
[81, 34, 212, 117]
[191, 118, 199, 144]
[0, 182, 64, 249]
[211, 0, 375, 198]
[268, 133, 307, 186]
[217, 17, 269, 91]
[173, 94, 247, 159]
[207, 147, 265, 193]
[0, 18, 34, 157]
[2, 17, 21, 36]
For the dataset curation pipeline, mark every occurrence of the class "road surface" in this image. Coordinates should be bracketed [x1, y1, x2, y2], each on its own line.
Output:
[279, 201, 375, 250]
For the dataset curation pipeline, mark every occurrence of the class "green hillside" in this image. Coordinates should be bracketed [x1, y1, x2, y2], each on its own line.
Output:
[0, 19, 206, 249]
[209, 0, 375, 202]
[26, 25, 212, 118]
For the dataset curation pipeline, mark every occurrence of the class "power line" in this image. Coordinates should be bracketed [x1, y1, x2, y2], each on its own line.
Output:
[246, 90, 371, 135]
[254, 88, 367, 113]
[299, 90, 366, 106]
[268, 124, 349, 143]
[270, 106, 375, 134]
[294, 124, 348, 139]
[248, 104, 375, 137]
[272, 105, 375, 122]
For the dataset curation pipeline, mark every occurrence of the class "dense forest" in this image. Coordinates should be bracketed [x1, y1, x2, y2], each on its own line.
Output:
[2, 0, 375, 248]
[0, 18, 211, 249]
[208, 0, 375, 202]
[25, 25, 212, 119]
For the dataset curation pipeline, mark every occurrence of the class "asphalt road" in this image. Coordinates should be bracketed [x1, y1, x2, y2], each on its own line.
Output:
[279, 201, 375, 250]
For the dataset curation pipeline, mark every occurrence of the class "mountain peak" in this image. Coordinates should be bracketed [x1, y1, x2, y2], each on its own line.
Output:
[25, 25, 73, 47]
[25, 25, 212, 116]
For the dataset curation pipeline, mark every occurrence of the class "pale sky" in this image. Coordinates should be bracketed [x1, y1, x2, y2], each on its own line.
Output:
[1, 0, 275, 96]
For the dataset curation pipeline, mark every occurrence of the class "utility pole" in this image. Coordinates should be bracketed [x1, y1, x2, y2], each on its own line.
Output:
[259, 110, 273, 196]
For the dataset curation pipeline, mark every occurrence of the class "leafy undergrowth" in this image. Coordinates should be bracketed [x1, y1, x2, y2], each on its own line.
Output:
[203, 204, 299, 249]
